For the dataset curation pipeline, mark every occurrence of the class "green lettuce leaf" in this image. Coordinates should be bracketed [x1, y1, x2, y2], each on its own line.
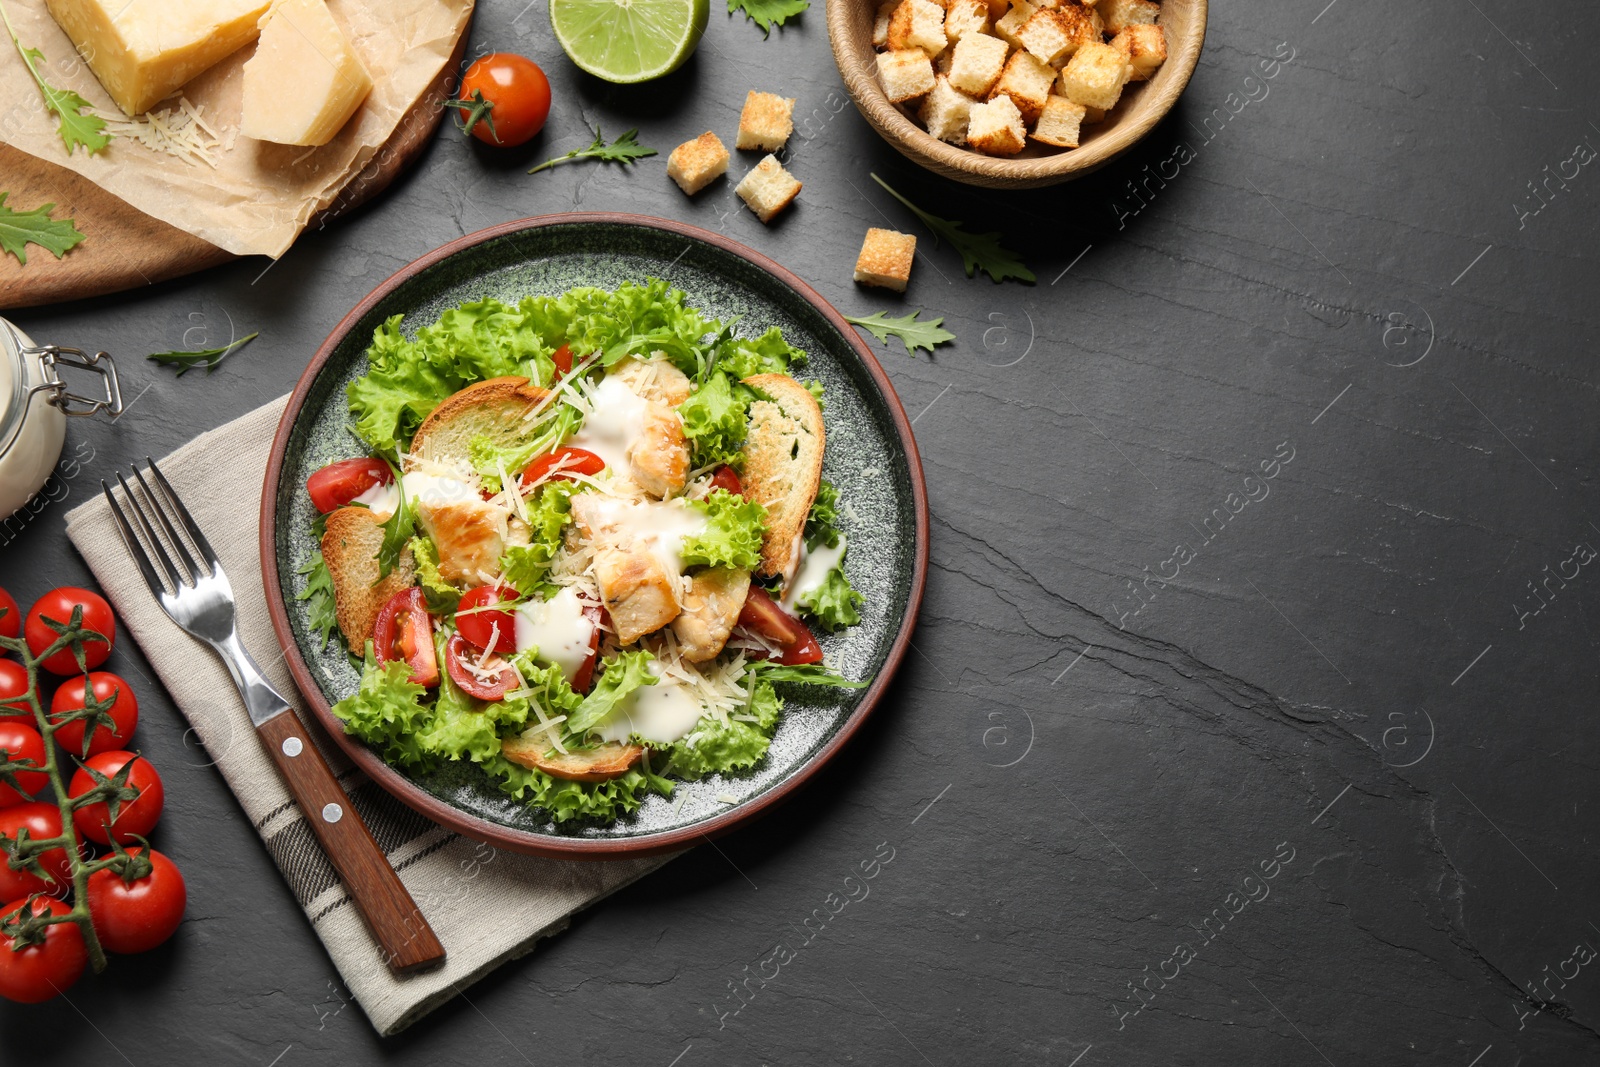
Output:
[566, 650, 658, 737]
[485, 756, 655, 823]
[677, 371, 749, 469]
[796, 564, 864, 632]
[506, 652, 585, 723]
[330, 652, 435, 770]
[662, 675, 782, 779]
[805, 478, 842, 550]
[716, 326, 805, 379]
[499, 481, 577, 599]
[682, 489, 767, 570]
[410, 536, 460, 614]
[295, 549, 339, 650]
[517, 279, 720, 378]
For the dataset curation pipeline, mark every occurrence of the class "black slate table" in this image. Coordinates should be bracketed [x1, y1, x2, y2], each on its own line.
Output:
[4, 1, 1597, 1063]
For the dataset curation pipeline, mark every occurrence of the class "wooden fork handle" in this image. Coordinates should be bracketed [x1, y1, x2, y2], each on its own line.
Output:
[257, 710, 446, 974]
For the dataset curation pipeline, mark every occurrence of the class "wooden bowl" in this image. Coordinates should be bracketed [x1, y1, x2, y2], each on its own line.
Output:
[828, 0, 1208, 189]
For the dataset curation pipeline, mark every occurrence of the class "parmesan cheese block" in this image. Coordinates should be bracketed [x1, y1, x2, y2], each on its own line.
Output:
[44, 0, 272, 116]
[240, 0, 373, 147]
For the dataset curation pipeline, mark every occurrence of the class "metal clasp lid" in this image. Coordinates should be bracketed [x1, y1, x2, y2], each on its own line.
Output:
[26, 345, 124, 418]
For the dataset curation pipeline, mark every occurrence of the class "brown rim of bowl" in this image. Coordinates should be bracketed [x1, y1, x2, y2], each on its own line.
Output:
[827, 0, 1209, 189]
[258, 212, 931, 860]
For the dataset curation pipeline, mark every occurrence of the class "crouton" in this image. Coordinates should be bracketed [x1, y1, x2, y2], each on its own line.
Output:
[667, 131, 729, 195]
[990, 49, 1055, 124]
[1017, 6, 1095, 65]
[877, 47, 937, 102]
[946, 32, 1009, 95]
[966, 94, 1027, 155]
[741, 374, 825, 579]
[936, 47, 955, 74]
[887, 0, 947, 55]
[1059, 40, 1130, 110]
[735, 154, 802, 223]
[1112, 23, 1166, 80]
[321, 508, 416, 650]
[737, 90, 796, 151]
[1098, 0, 1158, 33]
[502, 738, 644, 782]
[1031, 94, 1086, 147]
[918, 74, 976, 142]
[993, 0, 1035, 45]
[407, 376, 549, 469]
[943, 0, 990, 40]
[873, 0, 898, 46]
[984, 0, 1009, 17]
[854, 227, 918, 291]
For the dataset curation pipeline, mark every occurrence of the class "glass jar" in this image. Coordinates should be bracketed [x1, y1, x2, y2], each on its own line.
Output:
[0, 318, 122, 520]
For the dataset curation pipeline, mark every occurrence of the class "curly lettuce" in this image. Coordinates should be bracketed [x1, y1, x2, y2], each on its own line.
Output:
[683, 489, 767, 570]
[566, 650, 659, 738]
[330, 652, 435, 769]
[794, 479, 865, 631]
[499, 481, 577, 599]
[662, 675, 781, 779]
[677, 371, 749, 468]
[409, 536, 460, 614]
[716, 325, 805, 379]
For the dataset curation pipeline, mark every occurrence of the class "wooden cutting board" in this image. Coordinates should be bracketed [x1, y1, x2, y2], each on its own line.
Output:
[0, 32, 468, 311]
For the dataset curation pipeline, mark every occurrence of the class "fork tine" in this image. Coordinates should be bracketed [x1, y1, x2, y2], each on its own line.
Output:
[117, 472, 187, 589]
[133, 466, 203, 581]
[102, 481, 170, 601]
[146, 458, 222, 572]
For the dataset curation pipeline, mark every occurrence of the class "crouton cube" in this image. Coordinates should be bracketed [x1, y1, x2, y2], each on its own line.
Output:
[1098, 0, 1158, 33]
[854, 228, 917, 291]
[737, 90, 796, 151]
[947, 32, 1009, 95]
[966, 94, 1026, 155]
[666, 131, 730, 195]
[1112, 23, 1166, 80]
[936, 47, 954, 74]
[1031, 94, 1085, 147]
[873, 0, 898, 46]
[994, 0, 1035, 45]
[878, 47, 938, 102]
[1017, 6, 1096, 65]
[1059, 40, 1130, 110]
[735, 155, 802, 223]
[918, 74, 976, 141]
[990, 49, 1055, 124]
[984, 0, 1009, 20]
[887, 0, 948, 56]
[943, 0, 989, 40]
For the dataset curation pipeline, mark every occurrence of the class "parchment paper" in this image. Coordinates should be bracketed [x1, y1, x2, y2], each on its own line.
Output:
[0, 0, 473, 258]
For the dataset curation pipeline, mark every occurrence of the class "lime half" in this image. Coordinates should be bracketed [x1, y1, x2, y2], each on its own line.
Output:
[550, 0, 710, 83]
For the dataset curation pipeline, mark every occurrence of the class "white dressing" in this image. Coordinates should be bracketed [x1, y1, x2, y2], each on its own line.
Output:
[568, 375, 649, 482]
[514, 587, 595, 683]
[352, 480, 400, 521]
[401, 469, 484, 510]
[578, 496, 709, 577]
[593, 669, 708, 745]
[782, 536, 848, 609]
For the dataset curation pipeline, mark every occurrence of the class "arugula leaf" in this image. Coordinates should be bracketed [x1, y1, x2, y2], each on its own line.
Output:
[743, 660, 871, 688]
[528, 126, 657, 175]
[683, 489, 768, 570]
[0, 4, 110, 156]
[729, 0, 808, 35]
[0, 193, 85, 265]
[147, 331, 258, 377]
[844, 311, 955, 355]
[870, 173, 1034, 284]
[295, 549, 339, 650]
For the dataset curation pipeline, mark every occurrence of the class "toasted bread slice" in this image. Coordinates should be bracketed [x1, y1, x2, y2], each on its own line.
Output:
[741, 373, 825, 579]
[321, 507, 416, 649]
[405, 376, 550, 470]
[501, 738, 644, 782]
[671, 567, 752, 662]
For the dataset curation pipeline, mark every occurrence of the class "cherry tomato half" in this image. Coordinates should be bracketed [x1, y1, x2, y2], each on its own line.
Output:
[86, 847, 187, 954]
[69, 751, 165, 847]
[307, 458, 393, 514]
[710, 466, 743, 497]
[0, 723, 47, 807]
[0, 802, 75, 900]
[0, 660, 31, 726]
[551, 344, 574, 376]
[520, 447, 606, 491]
[457, 53, 551, 147]
[455, 586, 518, 653]
[0, 896, 86, 1003]
[26, 587, 115, 676]
[0, 587, 18, 640]
[373, 588, 439, 686]
[738, 588, 823, 665]
[50, 672, 139, 759]
[443, 634, 517, 701]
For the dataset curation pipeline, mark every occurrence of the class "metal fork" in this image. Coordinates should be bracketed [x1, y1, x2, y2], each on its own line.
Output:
[103, 460, 445, 974]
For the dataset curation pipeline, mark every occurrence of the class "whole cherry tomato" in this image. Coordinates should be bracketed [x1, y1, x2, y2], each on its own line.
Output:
[0, 586, 19, 639]
[26, 587, 115, 676]
[373, 588, 439, 686]
[0, 723, 47, 807]
[0, 896, 86, 1003]
[0, 660, 31, 725]
[455, 586, 519, 653]
[307, 458, 393, 514]
[69, 751, 164, 846]
[50, 672, 139, 758]
[738, 588, 823, 665]
[443, 634, 517, 701]
[86, 847, 187, 954]
[520, 447, 605, 491]
[455, 53, 551, 147]
[0, 802, 74, 900]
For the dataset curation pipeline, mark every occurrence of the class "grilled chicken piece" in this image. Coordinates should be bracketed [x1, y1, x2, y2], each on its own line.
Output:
[416, 499, 508, 586]
[612, 356, 693, 407]
[628, 402, 690, 499]
[671, 567, 751, 662]
[501, 738, 644, 782]
[592, 544, 681, 643]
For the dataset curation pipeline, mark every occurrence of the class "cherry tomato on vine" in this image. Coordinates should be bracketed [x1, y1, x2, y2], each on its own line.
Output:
[86, 847, 187, 954]
[520, 447, 605, 491]
[0, 723, 47, 807]
[0, 802, 74, 900]
[0, 660, 31, 725]
[0, 896, 86, 1003]
[26, 587, 116, 675]
[0, 586, 19, 640]
[373, 588, 439, 686]
[69, 751, 164, 846]
[50, 672, 139, 758]
[455, 585, 519, 653]
[307, 458, 393, 514]
[453, 53, 551, 147]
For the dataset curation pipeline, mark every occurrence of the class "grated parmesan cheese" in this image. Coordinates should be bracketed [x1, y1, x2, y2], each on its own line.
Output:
[100, 97, 224, 167]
